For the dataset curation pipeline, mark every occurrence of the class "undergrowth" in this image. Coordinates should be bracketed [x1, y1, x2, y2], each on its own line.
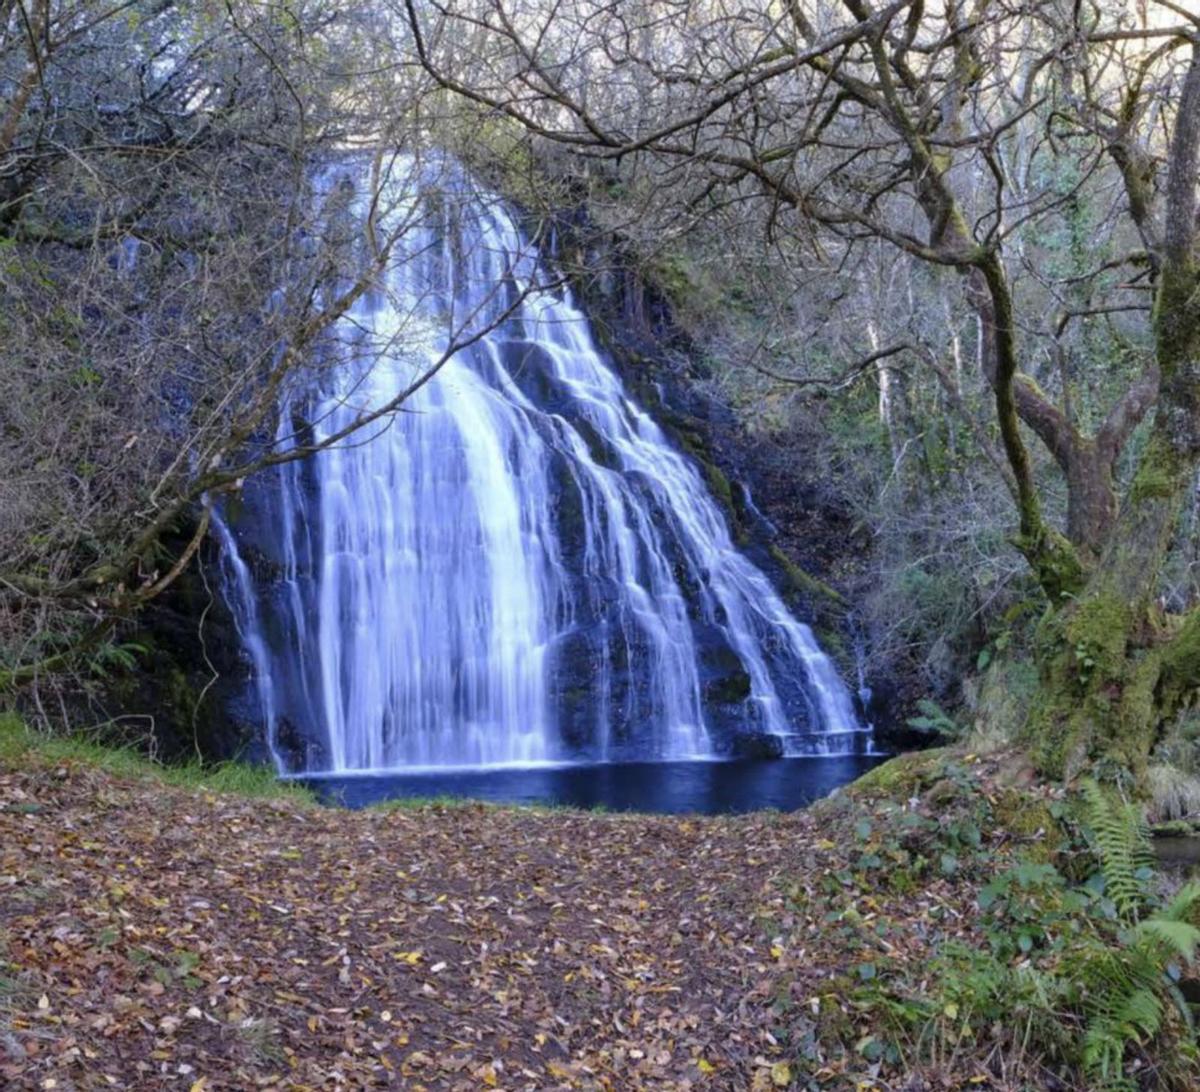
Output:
[0, 712, 313, 804]
[787, 755, 1200, 1089]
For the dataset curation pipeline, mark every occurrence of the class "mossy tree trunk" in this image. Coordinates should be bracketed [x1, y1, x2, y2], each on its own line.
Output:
[1026, 49, 1200, 781]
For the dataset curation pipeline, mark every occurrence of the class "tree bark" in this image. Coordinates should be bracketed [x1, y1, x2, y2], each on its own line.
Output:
[1064, 440, 1117, 555]
[1026, 48, 1200, 779]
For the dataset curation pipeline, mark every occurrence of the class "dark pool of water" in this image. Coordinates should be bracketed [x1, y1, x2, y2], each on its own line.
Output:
[301, 755, 887, 814]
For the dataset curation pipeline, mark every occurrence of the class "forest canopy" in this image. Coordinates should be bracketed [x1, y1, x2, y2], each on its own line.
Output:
[398, 0, 1200, 781]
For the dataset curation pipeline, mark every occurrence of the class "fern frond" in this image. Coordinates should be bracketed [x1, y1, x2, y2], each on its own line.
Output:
[1081, 780, 1152, 922]
[1159, 881, 1200, 924]
[1113, 985, 1163, 1041]
[1083, 986, 1163, 1088]
[1078, 946, 1137, 1002]
[1083, 1015, 1125, 1082]
[1132, 918, 1200, 964]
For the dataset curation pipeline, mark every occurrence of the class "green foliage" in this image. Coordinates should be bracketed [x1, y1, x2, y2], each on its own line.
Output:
[904, 698, 959, 741]
[815, 773, 1200, 1088]
[1081, 779, 1155, 923]
[366, 794, 473, 812]
[1072, 888, 1200, 1088]
[1068, 783, 1200, 1086]
[86, 640, 149, 677]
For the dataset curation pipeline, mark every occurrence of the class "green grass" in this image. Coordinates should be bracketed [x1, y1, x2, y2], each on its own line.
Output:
[0, 712, 314, 804]
[366, 794, 614, 815]
[0, 715, 623, 814]
[366, 793, 475, 812]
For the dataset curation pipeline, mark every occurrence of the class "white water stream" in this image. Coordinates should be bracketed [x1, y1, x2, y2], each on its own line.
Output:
[217, 161, 872, 773]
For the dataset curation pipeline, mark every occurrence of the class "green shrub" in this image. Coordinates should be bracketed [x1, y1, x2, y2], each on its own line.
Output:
[904, 699, 960, 741]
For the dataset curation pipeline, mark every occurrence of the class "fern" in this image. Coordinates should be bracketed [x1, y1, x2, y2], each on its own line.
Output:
[1158, 881, 1200, 925]
[1081, 779, 1153, 922]
[1077, 940, 1167, 1088]
[1133, 918, 1200, 963]
[904, 698, 959, 739]
[1073, 787, 1200, 1088]
[86, 640, 149, 678]
[901, 783, 1200, 1087]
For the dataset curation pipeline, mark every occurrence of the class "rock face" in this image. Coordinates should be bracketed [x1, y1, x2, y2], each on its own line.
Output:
[728, 732, 786, 760]
[101, 528, 267, 766]
[539, 206, 907, 740]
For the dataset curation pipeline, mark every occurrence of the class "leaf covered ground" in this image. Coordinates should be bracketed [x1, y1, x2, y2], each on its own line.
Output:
[0, 739, 1124, 1091]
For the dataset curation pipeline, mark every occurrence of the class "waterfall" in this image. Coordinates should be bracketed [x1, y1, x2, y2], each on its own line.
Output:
[218, 158, 872, 773]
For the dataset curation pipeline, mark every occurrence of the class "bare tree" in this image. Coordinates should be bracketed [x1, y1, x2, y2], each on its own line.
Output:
[401, 0, 1200, 777]
[0, 1, 548, 693]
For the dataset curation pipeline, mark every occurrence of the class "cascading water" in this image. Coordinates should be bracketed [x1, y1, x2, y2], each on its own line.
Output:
[217, 158, 873, 774]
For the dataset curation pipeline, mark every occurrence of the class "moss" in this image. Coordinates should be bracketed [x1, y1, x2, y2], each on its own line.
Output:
[668, 424, 707, 460]
[1018, 526, 1087, 602]
[1149, 819, 1200, 838]
[1153, 261, 1200, 361]
[923, 778, 959, 807]
[768, 544, 848, 609]
[1025, 590, 1171, 780]
[688, 453, 752, 544]
[702, 461, 735, 514]
[993, 790, 1062, 861]
[1128, 438, 1182, 505]
[1158, 608, 1200, 714]
[969, 657, 1039, 748]
[1025, 651, 1091, 780]
[1110, 651, 1163, 777]
[814, 625, 849, 666]
[763, 544, 855, 674]
[1073, 593, 1131, 656]
[845, 748, 950, 801]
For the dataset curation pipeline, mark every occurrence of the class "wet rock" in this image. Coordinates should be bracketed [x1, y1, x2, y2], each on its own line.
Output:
[704, 669, 752, 705]
[728, 733, 784, 759]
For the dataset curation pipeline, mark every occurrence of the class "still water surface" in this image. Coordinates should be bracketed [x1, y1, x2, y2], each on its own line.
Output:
[302, 755, 886, 814]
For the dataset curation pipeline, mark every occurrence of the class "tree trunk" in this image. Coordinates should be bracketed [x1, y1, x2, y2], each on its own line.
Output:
[1025, 310, 1200, 779]
[1025, 50, 1200, 779]
[1065, 439, 1118, 558]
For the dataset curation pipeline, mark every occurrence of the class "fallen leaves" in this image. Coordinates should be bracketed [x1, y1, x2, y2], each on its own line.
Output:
[1, 755, 826, 1090]
[0, 748, 1033, 1090]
